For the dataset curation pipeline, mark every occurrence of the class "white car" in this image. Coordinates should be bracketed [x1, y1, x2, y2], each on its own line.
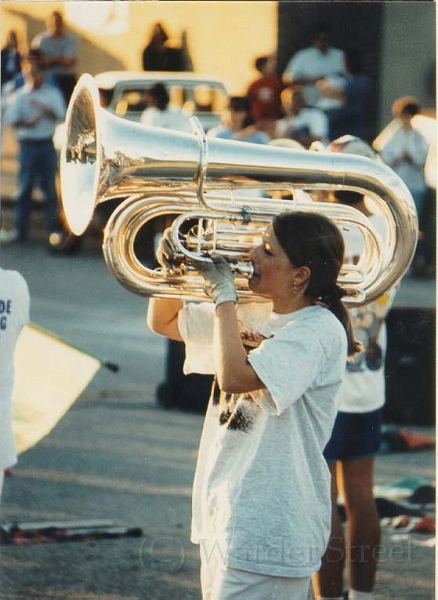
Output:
[93, 70, 230, 132]
[54, 70, 230, 152]
[55, 71, 231, 252]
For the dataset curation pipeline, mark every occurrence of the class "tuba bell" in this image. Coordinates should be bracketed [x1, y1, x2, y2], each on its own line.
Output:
[60, 74, 418, 306]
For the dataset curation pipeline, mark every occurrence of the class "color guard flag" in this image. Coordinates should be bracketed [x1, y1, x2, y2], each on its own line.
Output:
[12, 323, 101, 455]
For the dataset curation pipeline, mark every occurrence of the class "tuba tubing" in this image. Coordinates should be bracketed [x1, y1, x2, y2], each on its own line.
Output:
[61, 74, 418, 306]
[102, 192, 383, 304]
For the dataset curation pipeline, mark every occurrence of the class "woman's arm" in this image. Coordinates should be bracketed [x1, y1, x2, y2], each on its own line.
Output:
[147, 297, 183, 341]
[147, 264, 264, 392]
[193, 255, 265, 393]
[214, 302, 265, 393]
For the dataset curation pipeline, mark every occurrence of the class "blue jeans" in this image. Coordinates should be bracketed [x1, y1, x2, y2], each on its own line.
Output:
[15, 139, 60, 240]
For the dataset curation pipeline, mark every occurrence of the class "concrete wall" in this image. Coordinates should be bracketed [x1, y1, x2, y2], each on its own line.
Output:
[277, 2, 436, 136]
[1, 1, 278, 96]
[380, 2, 436, 126]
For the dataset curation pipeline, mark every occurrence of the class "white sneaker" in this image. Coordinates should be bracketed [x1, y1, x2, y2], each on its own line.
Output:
[0, 228, 18, 243]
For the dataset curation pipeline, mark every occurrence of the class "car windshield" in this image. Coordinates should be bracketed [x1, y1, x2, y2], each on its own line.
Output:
[105, 82, 228, 117]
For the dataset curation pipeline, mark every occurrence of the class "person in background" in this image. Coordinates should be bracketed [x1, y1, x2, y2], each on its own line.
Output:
[2, 49, 46, 156]
[246, 54, 285, 138]
[1, 58, 65, 244]
[31, 10, 77, 106]
[140, 82, 192, 132]
[317, 48, 371, 141]
[207, 95, 270, 144]
[282, 23, 345, 110]
[2, 48, 45, 101]
[148, 209, 360, 600]
[312, 136, 397, 600]
[1, 31, 24, 153]
[142, 22, 184, 72]
[1, 30, 22, 90]
[274, 87, 329, 148]
[0, 267, 30, 502]
[378, 96, 430, 277]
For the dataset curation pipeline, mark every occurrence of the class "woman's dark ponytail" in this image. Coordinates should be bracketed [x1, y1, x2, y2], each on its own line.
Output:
[273, 211, 362, 358]
[319, 287, 363, 358]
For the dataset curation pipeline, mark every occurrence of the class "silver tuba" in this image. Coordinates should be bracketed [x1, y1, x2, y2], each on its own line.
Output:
[60, 74, 418, 306]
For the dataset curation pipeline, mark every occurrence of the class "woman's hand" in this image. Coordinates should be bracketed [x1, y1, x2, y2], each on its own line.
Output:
[195, 254, 238, 307]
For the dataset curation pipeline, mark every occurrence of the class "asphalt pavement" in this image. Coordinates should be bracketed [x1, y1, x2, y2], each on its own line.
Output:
[0, 131, 436, 599]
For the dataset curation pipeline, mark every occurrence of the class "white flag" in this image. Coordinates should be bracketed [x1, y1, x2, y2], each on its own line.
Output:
[12, 323, 101, 455]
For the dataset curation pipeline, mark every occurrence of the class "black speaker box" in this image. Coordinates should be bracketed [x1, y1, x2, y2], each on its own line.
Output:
[384, 307, 435, 426]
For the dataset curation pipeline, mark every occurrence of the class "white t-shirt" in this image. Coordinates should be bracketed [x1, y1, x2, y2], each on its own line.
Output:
[31, 31, 77, 76]
[275, 108, 329, 143]
[3, 83, 66, 141]
[179, 301, 347, 577]
[140, 106, 192, 133]
[380, 126, 429, 195]
[336, 213, 397, 413]
[283, 46, 345, 109]
[0, 269, 30, 470]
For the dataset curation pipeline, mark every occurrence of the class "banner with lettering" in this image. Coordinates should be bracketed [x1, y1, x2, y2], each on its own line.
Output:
[12, 323, 101, 455]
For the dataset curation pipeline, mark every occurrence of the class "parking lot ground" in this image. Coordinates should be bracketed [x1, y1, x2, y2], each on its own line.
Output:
[0, 392, 435, 600]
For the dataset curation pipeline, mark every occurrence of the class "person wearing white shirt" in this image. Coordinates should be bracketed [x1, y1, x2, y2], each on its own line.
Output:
[0, 268, 30, 501]
[1, 59, 66, 244]
[313, 137, 398, 600]
[379, 97, 430, 276]
[282, 25, 345, 110]
[31, 10, 77, 105]
[379, 97, 429, 219]
[148, 211, 361, 600]
[140, 82, 192, 133]
[274, 87, 329, 148]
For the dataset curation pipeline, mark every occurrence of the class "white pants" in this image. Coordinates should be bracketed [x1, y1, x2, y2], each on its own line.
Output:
[0, 471, 4, 502]
[200, 551, 310, 600]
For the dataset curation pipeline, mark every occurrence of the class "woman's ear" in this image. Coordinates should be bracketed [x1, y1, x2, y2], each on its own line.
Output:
[293, 265, 311, 286]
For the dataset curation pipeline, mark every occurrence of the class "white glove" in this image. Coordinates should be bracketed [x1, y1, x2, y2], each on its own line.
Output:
[194, 253, 238, 306]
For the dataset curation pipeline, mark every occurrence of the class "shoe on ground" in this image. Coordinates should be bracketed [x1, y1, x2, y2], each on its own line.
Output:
[0, 228, 18, 243]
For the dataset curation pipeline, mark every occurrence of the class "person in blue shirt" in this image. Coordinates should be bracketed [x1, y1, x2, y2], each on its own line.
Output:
[207, 96, 270, 144]
[31, 10, 77, 105]
[1, 57, 65, 244]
